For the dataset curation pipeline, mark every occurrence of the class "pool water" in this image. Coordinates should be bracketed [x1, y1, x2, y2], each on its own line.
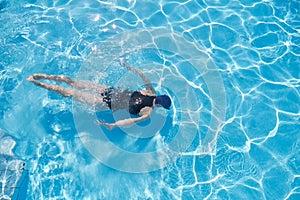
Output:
[0, 0, 299, 199]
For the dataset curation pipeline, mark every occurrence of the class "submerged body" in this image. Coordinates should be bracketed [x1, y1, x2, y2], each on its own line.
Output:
[100, 87, 155, 115]
[27, 61, 171, 129]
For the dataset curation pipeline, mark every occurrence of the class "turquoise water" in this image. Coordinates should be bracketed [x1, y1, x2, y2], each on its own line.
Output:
[0, 0, 299, 199]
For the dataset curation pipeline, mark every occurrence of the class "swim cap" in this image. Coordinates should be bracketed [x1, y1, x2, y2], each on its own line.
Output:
[155, 95, 172, 110]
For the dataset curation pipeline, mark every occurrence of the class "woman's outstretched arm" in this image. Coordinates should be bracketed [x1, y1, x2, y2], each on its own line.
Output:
[120, 59, 156, 94]
[96, 107, 152, 130]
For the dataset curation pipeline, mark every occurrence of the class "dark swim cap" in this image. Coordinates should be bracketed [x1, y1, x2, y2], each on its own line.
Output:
[155, 95, 172, 109]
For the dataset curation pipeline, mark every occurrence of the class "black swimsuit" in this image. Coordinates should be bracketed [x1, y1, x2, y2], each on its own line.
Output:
[128, 91, 156, 115]
[101, 87, 155, 115]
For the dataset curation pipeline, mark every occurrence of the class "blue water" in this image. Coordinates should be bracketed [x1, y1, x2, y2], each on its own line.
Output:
[0, 0, 299, 199]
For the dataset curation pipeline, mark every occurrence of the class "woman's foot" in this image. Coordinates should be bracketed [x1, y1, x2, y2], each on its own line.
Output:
[27, 73, 48, 81]
[32, 74, 48, 80]
[26, 75, 34, 82]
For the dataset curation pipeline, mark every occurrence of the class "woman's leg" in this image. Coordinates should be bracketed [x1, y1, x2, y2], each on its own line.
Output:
[31, 74, 107, 91]
[27, 76, 103, 105]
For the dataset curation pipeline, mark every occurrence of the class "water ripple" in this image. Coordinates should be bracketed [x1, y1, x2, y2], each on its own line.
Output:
[0, 0, 299, 199]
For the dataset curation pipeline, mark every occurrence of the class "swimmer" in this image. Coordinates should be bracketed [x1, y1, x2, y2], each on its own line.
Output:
[27, 60, 172, 130]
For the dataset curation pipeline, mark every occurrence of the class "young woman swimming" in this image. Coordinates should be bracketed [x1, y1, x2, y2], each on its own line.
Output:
[27, 61, 172, 130]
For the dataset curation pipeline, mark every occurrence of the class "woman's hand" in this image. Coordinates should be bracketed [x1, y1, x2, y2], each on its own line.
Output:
[119, 58, 134, 71]
[95, 120, 116, 130]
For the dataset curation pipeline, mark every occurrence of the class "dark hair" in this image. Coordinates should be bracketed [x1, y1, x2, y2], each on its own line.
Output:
[155, 95, 172, 109]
